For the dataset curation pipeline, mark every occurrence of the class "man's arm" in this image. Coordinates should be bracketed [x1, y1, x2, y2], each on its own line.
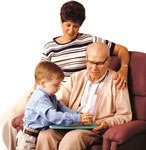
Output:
[94, 82, 132, 130]
[112, 44, 129, 90]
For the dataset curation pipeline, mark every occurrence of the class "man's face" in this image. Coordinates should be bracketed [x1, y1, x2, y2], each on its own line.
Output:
[86, 52, 110, 82]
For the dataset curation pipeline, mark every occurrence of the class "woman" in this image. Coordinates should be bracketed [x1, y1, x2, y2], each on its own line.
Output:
[41, 0, 129, 90]
[1, 1, 129, 150]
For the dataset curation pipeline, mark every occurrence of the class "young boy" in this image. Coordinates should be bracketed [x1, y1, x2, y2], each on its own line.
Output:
[16, 61, 91, 150]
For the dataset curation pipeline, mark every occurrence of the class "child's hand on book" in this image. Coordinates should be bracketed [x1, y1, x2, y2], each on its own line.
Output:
[80, 112, 92, 125]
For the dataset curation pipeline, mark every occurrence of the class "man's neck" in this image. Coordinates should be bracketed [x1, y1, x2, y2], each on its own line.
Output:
[88, 70, 108, 83]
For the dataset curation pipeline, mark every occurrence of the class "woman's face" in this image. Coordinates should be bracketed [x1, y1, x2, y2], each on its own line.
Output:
[61, 20, 80, 41]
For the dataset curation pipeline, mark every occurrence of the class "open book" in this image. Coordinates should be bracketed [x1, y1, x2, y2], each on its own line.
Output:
[49, 122, 98, 129]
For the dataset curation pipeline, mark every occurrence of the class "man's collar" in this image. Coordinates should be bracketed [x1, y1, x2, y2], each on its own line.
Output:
[87, 69, 109, 84]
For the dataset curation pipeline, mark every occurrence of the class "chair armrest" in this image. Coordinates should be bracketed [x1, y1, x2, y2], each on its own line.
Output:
[11, 113, 24, 132]
[103, 120, 146, 144]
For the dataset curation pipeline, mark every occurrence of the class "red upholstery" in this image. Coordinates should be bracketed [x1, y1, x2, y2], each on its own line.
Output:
[102, 120, 146, 150]
[129, 52, 146, 96]
[12, 51, 146, 150]
[11, 113, 24, 132]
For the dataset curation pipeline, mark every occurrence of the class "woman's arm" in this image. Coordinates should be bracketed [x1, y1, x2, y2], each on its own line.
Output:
[112, 44, 129, 90]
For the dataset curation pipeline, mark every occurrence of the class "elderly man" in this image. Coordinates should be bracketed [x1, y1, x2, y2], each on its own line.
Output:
[36, 42, 132, 150]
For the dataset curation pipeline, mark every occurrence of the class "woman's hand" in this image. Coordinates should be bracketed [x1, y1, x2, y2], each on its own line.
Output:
[93, 120, 108, 133]
[112, 44, 129, 90]
[113, 66, 128, 90]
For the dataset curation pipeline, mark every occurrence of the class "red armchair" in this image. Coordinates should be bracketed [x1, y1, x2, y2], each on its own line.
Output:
[90, 51, 146, 150]
[12, 51, 146, 150]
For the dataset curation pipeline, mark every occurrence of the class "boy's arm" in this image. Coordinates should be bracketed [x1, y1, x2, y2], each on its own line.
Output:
[35, 98, 80, 126]
[57, 100, 92, 125]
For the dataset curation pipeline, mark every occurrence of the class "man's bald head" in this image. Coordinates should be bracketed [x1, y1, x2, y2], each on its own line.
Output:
[87, 42, 110, 58]
[86, 42, 110, 82]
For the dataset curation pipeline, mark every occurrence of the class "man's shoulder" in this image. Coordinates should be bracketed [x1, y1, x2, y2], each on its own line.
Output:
[108, 69, 116, 76]
[107, 69, 118, 87]
[105, 69, 116, 83]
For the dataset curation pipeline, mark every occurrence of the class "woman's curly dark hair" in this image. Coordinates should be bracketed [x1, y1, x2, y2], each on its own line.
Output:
[60, 1, 85, 26]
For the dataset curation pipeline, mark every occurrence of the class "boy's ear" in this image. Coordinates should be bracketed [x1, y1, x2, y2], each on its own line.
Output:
[40, 80, 45, 88]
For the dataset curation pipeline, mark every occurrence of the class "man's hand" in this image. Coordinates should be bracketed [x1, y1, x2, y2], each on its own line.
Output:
[80, 112, 92, 125]
[93, 120, 108, 133]
[113, 66, 128, 90]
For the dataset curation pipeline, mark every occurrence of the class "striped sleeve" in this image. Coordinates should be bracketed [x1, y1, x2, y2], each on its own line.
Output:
[94, 36, 115, 56]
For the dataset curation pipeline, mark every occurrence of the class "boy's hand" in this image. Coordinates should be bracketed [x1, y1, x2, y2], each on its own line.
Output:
[80, 112, 92, 125]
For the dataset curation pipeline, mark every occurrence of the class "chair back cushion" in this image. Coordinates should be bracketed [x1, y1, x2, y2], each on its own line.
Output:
[109, 51, 146, 120]
[128, 52, 146, 120]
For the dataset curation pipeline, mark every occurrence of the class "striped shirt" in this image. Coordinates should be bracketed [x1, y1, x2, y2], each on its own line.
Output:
[78, 70, 109, 116]
[41, 33, 115, 82]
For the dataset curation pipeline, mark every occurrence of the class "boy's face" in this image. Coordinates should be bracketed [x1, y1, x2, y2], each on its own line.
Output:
[43, 79, 62, 95]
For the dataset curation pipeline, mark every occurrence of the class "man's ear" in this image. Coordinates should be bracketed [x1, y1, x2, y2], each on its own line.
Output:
[107, 56, 111, 66]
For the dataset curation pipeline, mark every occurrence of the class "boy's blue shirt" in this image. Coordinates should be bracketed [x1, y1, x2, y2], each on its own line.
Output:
[23, 86, 80, 130]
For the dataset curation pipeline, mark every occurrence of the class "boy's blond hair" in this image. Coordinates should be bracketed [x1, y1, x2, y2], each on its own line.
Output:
[35, 61, 64, 84]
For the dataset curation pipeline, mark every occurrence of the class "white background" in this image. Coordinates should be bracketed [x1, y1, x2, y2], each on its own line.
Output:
[0, 0, 146, 149]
